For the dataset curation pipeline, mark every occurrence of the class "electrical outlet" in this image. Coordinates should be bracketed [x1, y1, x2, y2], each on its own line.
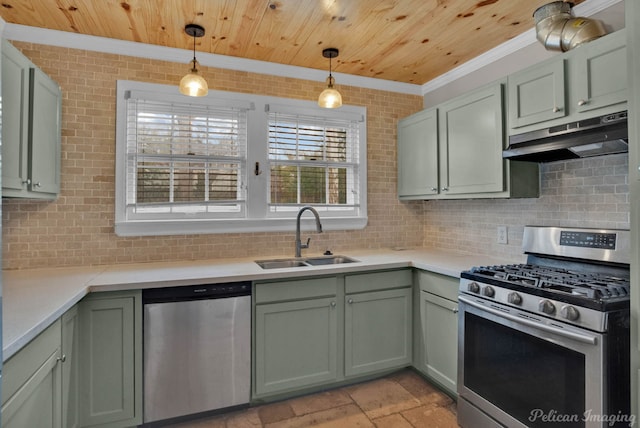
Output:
[497, 226, 508, 244]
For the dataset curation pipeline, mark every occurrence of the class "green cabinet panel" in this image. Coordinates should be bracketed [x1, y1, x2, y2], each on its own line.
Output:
[1, 40, 61, 199]
[417, 271, 458, 396]
[1, 319, 62, 428]
[254, 296, 339, 395]
[573, 29, 627, 114]
[61, 306, 80, 428]
[397, 108, 438, 198]
[508, 59, 567, 128]
[438, 83, 505, 195]
[344, 287, 412, 377]
[79, 290, 142, 428]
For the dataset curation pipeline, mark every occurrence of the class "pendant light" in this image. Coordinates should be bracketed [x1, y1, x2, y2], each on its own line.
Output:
[318, 48, 342, 109]
[179, 24, 208, 97]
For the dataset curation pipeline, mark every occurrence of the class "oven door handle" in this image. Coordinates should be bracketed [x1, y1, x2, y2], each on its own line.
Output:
[459, 296, 598, 346]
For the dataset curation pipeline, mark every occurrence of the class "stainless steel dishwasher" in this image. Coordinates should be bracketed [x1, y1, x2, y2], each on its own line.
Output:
[142, 282, 251, 425]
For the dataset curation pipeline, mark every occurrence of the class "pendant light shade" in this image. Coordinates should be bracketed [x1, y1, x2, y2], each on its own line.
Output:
[318, 48, 342, 108]
[179, 24, 208, 97]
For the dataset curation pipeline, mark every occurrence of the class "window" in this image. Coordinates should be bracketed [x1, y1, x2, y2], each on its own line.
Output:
[115, 81, 367, 236]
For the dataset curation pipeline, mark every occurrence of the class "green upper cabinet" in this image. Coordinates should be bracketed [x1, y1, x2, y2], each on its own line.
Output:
[508, 59, 567, 128]
[573, 29, 627, 114]
[397, 107, 438, 198]
[1, 40, 62, 199]
[508, 29, 627, 134]
[398, 81, 539, 200]
[438, 83, 505, 195]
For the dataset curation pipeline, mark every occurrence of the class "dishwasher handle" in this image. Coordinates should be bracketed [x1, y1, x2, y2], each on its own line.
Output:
[143, 281, 251, 304]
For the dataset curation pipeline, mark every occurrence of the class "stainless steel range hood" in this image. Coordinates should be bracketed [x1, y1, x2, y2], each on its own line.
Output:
[503, 111, 628, 163]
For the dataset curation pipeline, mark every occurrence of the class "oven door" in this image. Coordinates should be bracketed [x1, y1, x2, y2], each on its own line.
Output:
[458, 294, 605, 428]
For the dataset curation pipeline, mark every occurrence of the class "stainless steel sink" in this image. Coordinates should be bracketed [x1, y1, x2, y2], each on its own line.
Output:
[255, 259, 309, 269]
[255, 255, 358, 269]
[304, 256, 357, 266]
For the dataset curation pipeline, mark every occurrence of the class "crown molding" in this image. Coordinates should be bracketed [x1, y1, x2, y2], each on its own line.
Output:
[420, 0, 624, 95]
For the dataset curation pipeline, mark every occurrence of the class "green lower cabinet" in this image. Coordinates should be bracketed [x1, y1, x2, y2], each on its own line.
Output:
[417, 271, 459, 396]
[78, 290, 142, 428]
[1, 305, 79, 428]
[254, 296, 339, 395]
[1, 320, 63, 428]
[344, 287, 412, 377]
[61, 305, 80, 428]
[253, 270, 413, 399]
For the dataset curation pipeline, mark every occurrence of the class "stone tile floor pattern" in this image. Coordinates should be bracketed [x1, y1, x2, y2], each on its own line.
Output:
[166, 369, 458, 427]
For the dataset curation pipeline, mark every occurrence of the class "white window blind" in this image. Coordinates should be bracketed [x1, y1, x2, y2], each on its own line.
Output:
[268, 112, 360, 216]
[124, 95, 248, 220]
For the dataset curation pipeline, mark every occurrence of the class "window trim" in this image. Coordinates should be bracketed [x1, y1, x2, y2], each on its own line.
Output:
[115, 80, 367, 236]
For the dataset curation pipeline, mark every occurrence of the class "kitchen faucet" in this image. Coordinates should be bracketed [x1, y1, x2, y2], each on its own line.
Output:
[295, 206, 323, 257]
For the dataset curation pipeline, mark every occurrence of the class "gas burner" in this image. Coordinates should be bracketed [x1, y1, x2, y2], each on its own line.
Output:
[468, 263, 630, 302]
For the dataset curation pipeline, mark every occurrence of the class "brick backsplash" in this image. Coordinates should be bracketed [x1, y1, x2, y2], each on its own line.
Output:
[2, 42, 425, 270]
[423, 153, 630, 263]
[2, 43, 630, 270]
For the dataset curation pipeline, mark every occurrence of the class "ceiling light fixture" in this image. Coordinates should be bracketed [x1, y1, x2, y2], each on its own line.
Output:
[318, 48, 342, 109]
[179, 24, 208, 97]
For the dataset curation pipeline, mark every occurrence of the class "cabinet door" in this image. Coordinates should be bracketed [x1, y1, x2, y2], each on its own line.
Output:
[29, 67, 62, 195]
[1, 40, 30, 192]
[1, 320, 62, 428]
[438, 83, 505, 195]
[344, 287, 412, 377]
[79, 291, 142, 427]
[421, 291, 458, 395]
[255, 297, 339, 395]
[508, 59, 567, 128]
[397, 108, 438, 198]
[573, 30, 626, 114]
[61, 306, 79, 428]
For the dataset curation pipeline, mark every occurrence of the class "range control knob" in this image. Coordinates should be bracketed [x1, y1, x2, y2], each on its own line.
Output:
[561, 305, 580, 321]
[507, 292, 522, 305]
[539, 299, 556, 315]
[483, 286, 495, 298]
[468, 282, 480, 293]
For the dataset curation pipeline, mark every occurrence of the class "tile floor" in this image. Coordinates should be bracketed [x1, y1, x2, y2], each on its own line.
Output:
[166, 369, 459, 428]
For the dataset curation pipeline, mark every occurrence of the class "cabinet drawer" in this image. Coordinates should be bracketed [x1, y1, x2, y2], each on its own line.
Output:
[418, 271, 459, 302]
[345, 269, 412, 294]
[255, 277, 338, 304]
[2, 319, 61, 405]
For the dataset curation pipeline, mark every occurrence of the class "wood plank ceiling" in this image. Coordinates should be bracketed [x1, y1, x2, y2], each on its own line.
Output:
[0, 0, 584, 84]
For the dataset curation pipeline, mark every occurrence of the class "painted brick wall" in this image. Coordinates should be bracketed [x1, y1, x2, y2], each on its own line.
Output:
[423, 153, 630, 263]
[2, 42, 425, 269]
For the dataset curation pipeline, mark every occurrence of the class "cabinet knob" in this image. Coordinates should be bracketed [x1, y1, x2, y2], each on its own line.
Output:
[577, 99, 587, 106]
[430, 187, 438, 192]
[22, 179, 32, 185]
[441, 187, 448, 192]
[452, 308, 459, 314]
[33, 182, 42, 188]
[552, 106, 560, 113]
[330, 301, 336, 307]
[57, 354, 66, 363]
[347, 298, 353, 304]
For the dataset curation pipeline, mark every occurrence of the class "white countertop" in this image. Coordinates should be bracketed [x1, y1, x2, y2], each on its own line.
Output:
[2, 248, 509, 361]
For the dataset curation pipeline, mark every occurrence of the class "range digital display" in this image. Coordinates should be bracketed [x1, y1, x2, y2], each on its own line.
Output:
[559, 231, 616, 249]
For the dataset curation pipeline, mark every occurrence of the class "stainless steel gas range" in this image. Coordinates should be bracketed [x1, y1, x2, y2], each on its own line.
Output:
[457, 226, 632, 428]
